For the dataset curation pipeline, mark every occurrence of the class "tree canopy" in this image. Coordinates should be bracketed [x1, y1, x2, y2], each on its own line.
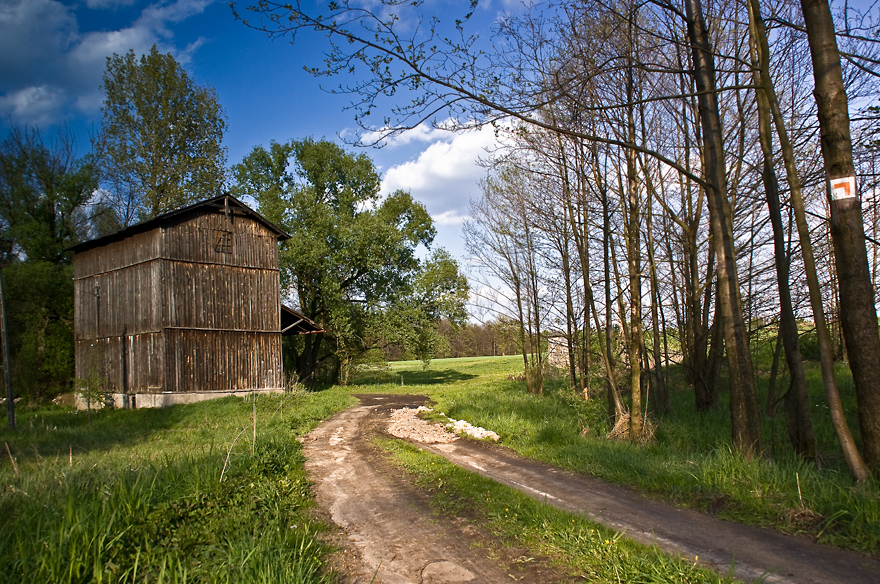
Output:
[231, 138, 468, 384]
[0, 126, 101, 401]
[98, 45, 227, 225]
[232, 0, 880, 479]
[0, 127, 98, 264]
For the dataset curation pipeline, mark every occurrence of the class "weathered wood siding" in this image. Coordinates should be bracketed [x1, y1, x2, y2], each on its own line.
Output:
[75, 259, 165, 337]
[165, 264, 279, 331]
[165, 330, 281, 393]
[73, 228, 163, 282]
[163, 211, 279, 270]
[73, 201, 284, 398]
[75, 333, 165, 393]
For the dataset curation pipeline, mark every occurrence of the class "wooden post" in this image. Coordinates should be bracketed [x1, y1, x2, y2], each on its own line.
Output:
[122, 325, 129, 409]
[1, 269, 14, 430]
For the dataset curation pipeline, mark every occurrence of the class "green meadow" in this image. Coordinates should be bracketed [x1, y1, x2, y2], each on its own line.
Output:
[2, 355, 877, 583]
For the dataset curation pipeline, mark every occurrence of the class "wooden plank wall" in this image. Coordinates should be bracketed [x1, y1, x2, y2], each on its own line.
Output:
[163, 210, 279, 270]
[165, 330, 282, 393]
[73, 205, 286, 397]
[74, 259, 164, 339]
[74, 333, 165, 393]
[164, 263, 279, 331]
[73, 228, 162, 280]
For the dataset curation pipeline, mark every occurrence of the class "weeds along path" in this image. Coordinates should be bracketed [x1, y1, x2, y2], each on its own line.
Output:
[303, 395, 880, 584]
[301, 394, 570, 583]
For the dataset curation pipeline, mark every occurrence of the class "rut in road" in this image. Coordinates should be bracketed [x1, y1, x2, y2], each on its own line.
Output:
[302, 400, 569, 583]
[303, 395, 880, 584]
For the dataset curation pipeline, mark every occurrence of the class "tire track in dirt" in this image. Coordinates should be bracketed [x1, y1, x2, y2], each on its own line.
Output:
[303, 395, 880, 584]
[302, 395, 572, 583]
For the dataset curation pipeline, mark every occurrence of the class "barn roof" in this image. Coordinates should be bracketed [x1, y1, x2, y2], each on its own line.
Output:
[68, 194, 289, 254]
[281, 305, 323, 335]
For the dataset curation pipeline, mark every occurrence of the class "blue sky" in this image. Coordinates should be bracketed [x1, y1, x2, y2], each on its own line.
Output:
[0, 0, 513, 260]
[3, 0, 875, 265]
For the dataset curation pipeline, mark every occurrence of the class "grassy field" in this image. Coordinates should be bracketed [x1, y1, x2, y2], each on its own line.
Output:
[1, 390, 355, 583]
[2, 354, 878, 583]
[349, 356, 880, 555]
[378, 436, 735, 583]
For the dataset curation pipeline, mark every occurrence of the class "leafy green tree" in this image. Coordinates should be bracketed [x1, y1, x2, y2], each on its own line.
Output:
[0, 127, 98, 262]
[378, 248, 469, 365]
[98, 45, 227, 224]
[0, 127, 100, 401]
[231, 138, 468, 383]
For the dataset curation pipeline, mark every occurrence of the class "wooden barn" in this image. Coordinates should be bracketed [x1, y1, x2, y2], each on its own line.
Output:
[70, 194, 319, 408]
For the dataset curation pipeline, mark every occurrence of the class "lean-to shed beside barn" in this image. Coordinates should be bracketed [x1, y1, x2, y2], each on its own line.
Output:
[70, 195, 317, 408]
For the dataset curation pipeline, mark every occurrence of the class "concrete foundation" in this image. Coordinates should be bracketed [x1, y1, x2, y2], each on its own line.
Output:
[74, 388, 285, 410]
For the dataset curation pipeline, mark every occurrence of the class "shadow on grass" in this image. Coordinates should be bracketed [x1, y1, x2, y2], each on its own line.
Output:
[1, 419, 332, 584]
[350, 368, 477, 387]
[1, 404, 192, 464]
[0, 392, 337, 467]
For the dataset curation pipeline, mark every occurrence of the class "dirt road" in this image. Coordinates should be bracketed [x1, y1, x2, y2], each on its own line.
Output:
[302, 394, 880, 583]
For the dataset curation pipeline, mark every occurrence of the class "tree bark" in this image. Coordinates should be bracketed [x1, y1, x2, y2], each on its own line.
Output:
[747, 0, 817, 462]
[625, 11, 643, 438]
[601, 164, 618, 423]
[800, 0, 880, 475]
[744, 0, 866, 480]
[683, 0, 761, 455]
[644, 174, 669, 414]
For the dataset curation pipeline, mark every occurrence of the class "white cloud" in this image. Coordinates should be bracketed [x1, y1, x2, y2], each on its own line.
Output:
[376, 123, 504, 262]
[433, 209, 469, 226]
[84, 0, 137, 8]
[0, 85, 67, 126]
[69, 27, 156, 71]
[380, 125, 498, 197]
[360, 123, 452, 147]
[138, 0, 213, 36]
[0, 0, 216, 126]
[0, 0, 77, 84]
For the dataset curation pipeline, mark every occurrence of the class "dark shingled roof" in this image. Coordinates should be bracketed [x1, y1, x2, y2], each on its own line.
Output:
[68, 194, 289, 254]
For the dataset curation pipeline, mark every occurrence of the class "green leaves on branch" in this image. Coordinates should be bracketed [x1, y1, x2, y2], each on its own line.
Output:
[231, 138, 468, 382]
[0, 127, 99, 264]
[0, 126, 102, 401]
[97, 45, 227, 225]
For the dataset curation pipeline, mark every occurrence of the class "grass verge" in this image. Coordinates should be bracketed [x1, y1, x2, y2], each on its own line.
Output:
[376, 436, 736, 583]
[350, 355, 880, 555]
[0, 389, 355, 583]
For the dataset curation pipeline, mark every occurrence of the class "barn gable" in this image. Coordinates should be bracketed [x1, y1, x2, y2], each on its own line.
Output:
[72, 195, 293, 408]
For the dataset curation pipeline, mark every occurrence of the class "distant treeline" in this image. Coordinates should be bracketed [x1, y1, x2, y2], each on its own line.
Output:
[380, 318, 523, 361]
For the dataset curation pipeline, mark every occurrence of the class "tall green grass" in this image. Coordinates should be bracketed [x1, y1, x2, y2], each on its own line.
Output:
[350, 356, 880, 555]
[4, 353, 877, 583]
[0, 390, 354, 583]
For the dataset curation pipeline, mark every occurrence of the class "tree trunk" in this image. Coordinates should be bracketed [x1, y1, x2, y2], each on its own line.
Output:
[602, 171, 618, 422]
[645, 180, 669, 414]
[684, 0, 761, 455]
[639, 134, 669, 414]
[625, 19, 643, 438]
[758, 103, 817, 459]
[749, 0, 865, 479]
[799, 0, 880, 476]
[747, 0, 817, 461]
[766, 330, 784, 418]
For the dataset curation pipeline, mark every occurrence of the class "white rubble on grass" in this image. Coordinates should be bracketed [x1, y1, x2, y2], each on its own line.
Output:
[386, 406, 500, 443]
[445, 418, 500, 441]
[387, 406, 458, 443]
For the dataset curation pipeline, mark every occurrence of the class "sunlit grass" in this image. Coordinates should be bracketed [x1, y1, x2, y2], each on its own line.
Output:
[377, 437, 735, 583]
[3, 352, 877, 583]
[0, 389, 355, 583]
[350, 355, 880, 554]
